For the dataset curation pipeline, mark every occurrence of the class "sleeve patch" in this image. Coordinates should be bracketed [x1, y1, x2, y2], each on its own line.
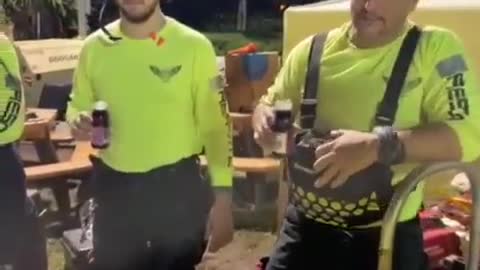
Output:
[436, 54, 468, 78]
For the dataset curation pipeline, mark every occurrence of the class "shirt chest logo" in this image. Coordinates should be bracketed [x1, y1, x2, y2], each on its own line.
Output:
[149, 65, 182, 83]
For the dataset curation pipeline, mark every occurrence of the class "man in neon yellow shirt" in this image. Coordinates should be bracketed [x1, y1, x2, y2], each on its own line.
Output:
[0, 32, 47, 270]
[67, 0, 234, 269]
[253, 0, 480, 269]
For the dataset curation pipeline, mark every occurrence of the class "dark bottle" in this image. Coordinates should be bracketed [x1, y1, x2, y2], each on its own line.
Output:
[271, 100, 293, 155]
[91, 101, 110, 149]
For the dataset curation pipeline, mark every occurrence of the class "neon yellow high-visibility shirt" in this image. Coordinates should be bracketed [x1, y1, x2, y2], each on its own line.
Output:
[67, 18, 233, 187]
[0, 33, 24, 145]
[261, 22, 480, 224]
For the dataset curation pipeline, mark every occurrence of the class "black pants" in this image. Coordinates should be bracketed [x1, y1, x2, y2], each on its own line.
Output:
[266, 205, 428, 270]
[0, 144, 47, 270]
[89, 155, 213, 270]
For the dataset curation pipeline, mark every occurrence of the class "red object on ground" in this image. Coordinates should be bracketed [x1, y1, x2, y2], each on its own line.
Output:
[440, 204, 472, 226]
[255, 257, 269, 270]
[420, 209, 445, 230]
[423, 228, 461, 268]
[228, 43, 259, 56]
[255, 210, 464, 270]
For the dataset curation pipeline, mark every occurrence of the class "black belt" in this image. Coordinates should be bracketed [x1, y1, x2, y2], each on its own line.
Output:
[89, 153, 202, 177]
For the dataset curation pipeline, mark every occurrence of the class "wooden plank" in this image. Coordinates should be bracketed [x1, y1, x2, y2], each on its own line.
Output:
[50, 123, 74, 143]
[230, 112, 252, 133]
[26, 155, 280, 182]
[21, 121, 51, 141]
[199, 156, 281, 173]
[26, 108, 57, 126]
[25, 160, 92, 182]
[71, 140, 96, 161]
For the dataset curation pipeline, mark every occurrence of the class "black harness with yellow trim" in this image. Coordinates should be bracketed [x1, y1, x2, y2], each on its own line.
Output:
[288, 26, 422, 228]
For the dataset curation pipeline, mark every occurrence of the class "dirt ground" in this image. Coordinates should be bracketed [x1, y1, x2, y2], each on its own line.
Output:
[199, 231, 276, 270]
[47, 231, 276, 270]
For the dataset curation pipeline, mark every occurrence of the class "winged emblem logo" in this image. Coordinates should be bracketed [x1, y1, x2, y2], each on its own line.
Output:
[149, 65, 182, 82]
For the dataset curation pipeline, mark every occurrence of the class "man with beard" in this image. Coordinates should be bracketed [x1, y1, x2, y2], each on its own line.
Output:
[67, 0, 234, 269]
[0, 32, 47, 270]
[253, 0, 480, 269]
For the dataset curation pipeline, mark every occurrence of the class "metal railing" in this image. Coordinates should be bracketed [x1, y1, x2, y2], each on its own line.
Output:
[378, 162, 480, 270]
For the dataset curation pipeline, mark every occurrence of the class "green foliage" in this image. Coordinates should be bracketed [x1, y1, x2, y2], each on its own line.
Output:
[0, 0, 77, 38]
[205, 32, 282, 56]
[0, 6, 10, 24]
[0, 0, 75, 22]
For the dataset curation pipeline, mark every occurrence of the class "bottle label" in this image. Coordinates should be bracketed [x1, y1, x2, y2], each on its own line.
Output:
[91, 126, 109, 148]
[273, 133, 288, 155]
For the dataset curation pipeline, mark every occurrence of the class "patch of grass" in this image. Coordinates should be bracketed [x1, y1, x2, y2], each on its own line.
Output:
[47, 239, 64, 270]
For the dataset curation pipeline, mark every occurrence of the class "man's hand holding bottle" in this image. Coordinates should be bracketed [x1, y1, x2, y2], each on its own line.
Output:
[71, 111, 92, 141]
[252, 100, 295, 155]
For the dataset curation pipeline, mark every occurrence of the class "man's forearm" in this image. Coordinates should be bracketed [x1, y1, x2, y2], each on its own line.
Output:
[398, 123, 462, 163]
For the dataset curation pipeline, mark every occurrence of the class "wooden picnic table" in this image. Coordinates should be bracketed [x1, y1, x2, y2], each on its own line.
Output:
[22, 108, 73, 222]
[26, 108, 57, 126]
[23, 108, 59, 163]
[22, 111, 284, 229]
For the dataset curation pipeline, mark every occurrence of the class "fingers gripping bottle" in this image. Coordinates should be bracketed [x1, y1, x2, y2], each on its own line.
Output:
[271, 100, 293, 155]
[91, 101, 110, 149]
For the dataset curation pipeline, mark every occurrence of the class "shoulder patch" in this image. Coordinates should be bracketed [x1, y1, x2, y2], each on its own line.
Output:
[436, 54, 468, 78]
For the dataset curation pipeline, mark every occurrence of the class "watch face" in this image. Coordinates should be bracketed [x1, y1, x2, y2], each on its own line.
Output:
[373, 125, 393, 133]
[372, 126, 400, 165]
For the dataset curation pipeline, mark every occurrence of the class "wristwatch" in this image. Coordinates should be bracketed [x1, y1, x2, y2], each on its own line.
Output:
[372, 126, 405, 166]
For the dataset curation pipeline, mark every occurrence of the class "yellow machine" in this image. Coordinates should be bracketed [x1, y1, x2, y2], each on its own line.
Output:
[283, 0, 480, 77]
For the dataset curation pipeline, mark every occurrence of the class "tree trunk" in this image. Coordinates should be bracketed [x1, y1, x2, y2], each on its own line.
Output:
[237, 0, 247, 31]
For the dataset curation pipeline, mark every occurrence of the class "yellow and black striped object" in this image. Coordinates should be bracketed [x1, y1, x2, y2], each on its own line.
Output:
[289, 132, 395, 228]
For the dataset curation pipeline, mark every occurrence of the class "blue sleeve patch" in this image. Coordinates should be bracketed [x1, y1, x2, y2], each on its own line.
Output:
[436, 54, 468, 78]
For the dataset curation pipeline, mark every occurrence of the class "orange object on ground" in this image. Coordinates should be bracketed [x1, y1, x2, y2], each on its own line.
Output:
[446, 196, 472, 214]
[228, 43, 259, 56]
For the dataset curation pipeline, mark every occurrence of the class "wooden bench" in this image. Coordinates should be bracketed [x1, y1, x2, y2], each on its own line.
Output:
[24, 140, 95, 222]
[50, 123, 74, 144]
[199, 156, 280, 173]
[25, 140, 93, 182]
[25, 160, 92, 183]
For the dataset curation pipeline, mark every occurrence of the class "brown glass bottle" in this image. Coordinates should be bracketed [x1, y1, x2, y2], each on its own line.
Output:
[271, 100, 293, 155]
[91, 101, 110, 149]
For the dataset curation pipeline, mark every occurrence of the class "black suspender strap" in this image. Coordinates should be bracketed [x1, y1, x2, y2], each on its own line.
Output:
[374, 26, 422, 127]
[300, 32, 329, 129]
[299, 26, 422, 130]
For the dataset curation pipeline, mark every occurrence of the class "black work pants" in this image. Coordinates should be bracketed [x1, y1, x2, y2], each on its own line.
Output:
[266, 205, 428, 270]
[0, 144, 47, 270]
[89, 155, 213, 270]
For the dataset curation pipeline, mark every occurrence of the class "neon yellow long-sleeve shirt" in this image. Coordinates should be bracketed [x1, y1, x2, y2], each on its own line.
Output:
[0, 33, 24, 145]
[261, 22, 480, 224]
[66, 18, 233, 187]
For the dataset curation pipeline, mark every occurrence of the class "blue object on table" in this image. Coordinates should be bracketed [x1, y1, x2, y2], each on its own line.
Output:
[242, 54, 268, 81]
